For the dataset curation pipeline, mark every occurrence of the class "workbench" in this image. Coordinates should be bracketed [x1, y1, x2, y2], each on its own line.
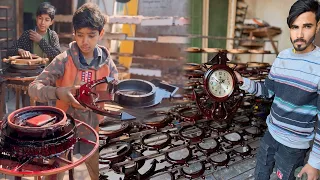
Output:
[100, 98, 264, 179]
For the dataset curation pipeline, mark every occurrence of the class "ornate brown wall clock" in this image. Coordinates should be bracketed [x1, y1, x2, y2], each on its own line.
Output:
[195, 52, 244, 122]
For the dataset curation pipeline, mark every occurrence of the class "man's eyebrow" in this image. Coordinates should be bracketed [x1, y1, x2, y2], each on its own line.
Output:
[291, 23, 314, 27]
[303, 23, 314, 26]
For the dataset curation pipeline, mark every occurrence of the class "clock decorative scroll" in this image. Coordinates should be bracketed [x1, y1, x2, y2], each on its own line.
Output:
[194, 52, 244, 122]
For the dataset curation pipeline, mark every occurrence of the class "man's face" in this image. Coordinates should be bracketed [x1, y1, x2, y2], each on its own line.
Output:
[290, 11, 319, 54]
[36, 14, 53, 32]
[74, 28, 104, 57]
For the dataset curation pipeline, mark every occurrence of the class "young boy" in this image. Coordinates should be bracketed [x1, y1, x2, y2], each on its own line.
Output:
[28, 3, 118, 179]
[7, 2, 61, 60]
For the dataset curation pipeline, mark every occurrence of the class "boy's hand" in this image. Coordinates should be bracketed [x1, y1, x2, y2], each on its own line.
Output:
[297, 163, 319, 180]
[29, 30, 43, 43]
[18, 49, 32, 59]
[110, 79, 119, 85]
[55, 86, 87, 110]
[234, 71, 243, 84]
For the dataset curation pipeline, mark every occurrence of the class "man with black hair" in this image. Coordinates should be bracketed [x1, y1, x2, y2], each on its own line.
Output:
[28, 2, 118, 180]
[235, 0, 320, 179]
[7, 2, 61, 60]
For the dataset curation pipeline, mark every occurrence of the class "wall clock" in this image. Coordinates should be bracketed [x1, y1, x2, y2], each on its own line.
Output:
[195, 52, 244, 122]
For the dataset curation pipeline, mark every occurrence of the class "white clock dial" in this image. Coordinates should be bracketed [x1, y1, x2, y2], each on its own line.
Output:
[208, 69, 234, 97]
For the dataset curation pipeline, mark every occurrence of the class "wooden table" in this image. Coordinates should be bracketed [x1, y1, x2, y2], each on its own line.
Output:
[0, 75, 37, 111]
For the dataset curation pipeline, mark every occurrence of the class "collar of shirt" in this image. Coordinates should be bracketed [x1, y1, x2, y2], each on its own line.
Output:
[78, 46, 102, 67]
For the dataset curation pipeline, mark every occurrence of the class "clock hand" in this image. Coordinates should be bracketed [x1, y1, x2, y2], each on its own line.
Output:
[212, 76, 220, 84]
[220, 84, 229, 92]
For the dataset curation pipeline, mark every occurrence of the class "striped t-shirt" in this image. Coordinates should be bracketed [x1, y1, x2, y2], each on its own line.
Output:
[240, 46, 320, 169]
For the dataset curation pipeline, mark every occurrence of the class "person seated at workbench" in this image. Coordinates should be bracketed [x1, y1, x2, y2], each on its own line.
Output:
[7, 2, 61, 61]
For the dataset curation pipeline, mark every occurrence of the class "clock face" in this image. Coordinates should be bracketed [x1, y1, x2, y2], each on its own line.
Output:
[208, 69, 234, 98]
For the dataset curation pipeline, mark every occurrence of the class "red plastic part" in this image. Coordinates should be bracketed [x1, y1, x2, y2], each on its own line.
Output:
[26, 114, 56, 127]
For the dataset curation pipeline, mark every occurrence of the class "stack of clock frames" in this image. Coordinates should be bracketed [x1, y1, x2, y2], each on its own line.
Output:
[99, 107, 266, 179]
[238, 93, 272, 122]
[183, 81, 202, 100]
[244, 62, 271, 81]
[170, 103, 203, 122]
[99, 137, 263, 179]
[185, 47, 203, 53]
[99, 120, 132, 141]
[241, 94, 255, 110]
[98, 52, 273, 179]
[227, 62, 247, 73]
[226, 61, 271, 81]
[142, 111, 176, 129]
[183, 63, 205, 100]
[227, 49, 248, 54]
[183, 62, 205, 79]
[251, 97, 273, 120]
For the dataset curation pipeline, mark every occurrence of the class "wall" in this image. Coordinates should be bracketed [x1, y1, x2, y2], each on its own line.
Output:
[0, 0, 16, 36]
[189, 0, 203, 63]
[241, 0, 295, 64]
[208, 0, 229, 49]
[131, 0, 189, 85]
[0, 0, 17, 60]
[96, 0, 114, 15]
[23, 0, 50, 31]
[24, 0, 48, 18]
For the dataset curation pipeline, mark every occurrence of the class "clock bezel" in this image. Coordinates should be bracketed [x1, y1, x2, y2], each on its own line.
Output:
[203, 64, 236, 102]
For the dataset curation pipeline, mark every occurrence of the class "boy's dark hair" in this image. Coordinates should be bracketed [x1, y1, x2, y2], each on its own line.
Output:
[36, 2, 56, 20]
[72, 3, 106, 33]
[287, 0, 320, 27]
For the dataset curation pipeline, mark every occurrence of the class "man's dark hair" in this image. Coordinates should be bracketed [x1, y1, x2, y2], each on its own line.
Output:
[72, 3, 106, 33]
[36, 2, 56, 20]
[287, 0, 320, 27]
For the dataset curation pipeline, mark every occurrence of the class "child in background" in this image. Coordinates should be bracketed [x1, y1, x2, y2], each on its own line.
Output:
[7, 2, 61, 60]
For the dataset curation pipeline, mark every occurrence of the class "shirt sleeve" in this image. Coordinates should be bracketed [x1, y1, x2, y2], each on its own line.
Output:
[307, 82, 320, 169]
[28, 52, 66, 102]
[6, 31, 30, 56]
[108, 57, 119, 80]
[239, 76, 275, 98]
[38, 30, 61, 59]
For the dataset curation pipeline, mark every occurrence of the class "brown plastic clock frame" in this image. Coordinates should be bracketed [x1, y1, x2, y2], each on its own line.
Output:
[203, 54, 237, 102]
[194, 52, 244, 122]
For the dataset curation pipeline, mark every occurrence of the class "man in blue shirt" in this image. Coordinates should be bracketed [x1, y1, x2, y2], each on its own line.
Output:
[235, 0, 320, 179]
